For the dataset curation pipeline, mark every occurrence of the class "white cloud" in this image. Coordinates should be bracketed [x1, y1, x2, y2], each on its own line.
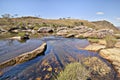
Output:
[116, 18, 120, 23]
[116, 18, 120, 21]
[96, 12, 104, 15]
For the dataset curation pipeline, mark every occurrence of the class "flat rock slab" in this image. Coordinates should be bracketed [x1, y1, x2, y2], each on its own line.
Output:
[100, 48, 120, 62]
[0, 39, 44, 63]
[99, 48, 120, 78]
[85, 44, 106, 51]
[0, 42, 47, 69]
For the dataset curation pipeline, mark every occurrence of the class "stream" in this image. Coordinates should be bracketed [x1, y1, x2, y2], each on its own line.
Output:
[0, 36, 116, 80]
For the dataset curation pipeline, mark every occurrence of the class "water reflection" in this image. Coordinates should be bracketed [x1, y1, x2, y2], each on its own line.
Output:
[0, 37, 110, 80]
[0, 39, 43, 63]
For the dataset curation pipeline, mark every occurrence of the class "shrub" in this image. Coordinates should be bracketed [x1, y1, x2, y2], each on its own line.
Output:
[57, 62, 91, 80]
[88, 38, 99, 43]
[105, 35, 117, 48]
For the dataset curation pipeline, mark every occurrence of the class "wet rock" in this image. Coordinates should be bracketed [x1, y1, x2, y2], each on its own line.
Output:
[99, 48, 120, 78]
[36, 77, 42, 80]
[0, 42, 47, 69]
[83, 57, 116, 80]
[38, 27, 54, 33]
[56, 30, 68, 36]
[85, 44, 105, 51]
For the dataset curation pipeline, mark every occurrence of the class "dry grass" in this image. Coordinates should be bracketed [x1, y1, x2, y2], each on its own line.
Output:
[56, 62, 91, 80]
[105, 35, 117, 48]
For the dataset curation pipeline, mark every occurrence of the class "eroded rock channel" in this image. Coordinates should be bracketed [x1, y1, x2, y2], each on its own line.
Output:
[0, 36, 117, 80]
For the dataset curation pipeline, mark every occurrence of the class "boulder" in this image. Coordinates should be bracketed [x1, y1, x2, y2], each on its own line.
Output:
[114, 34, 120, 39]
[10, 33, 30, 40]
[56, 30, 68, 36]
[38, 27, 54, 33]
[83, 32, 98, 38]
[8, 27, 20, 33]
[66, 33, 75, 38]
[0, 28, 7, 33]
[9, 36, 22, 40]
[56, 27, 68, 32]
[96, 29, 114, 38]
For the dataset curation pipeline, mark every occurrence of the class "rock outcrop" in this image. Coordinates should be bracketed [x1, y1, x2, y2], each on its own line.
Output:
[0, 42, 47, 69]
[55, 26, 115, 39]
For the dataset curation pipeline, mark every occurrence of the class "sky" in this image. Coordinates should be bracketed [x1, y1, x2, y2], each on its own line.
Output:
[0, 0, 120, 26]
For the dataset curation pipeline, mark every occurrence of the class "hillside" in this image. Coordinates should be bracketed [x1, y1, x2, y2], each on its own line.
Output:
[92, 20, 120, 33]
[0, 17, 119, 33]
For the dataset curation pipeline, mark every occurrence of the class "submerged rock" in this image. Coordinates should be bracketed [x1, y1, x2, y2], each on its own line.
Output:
[57, 57, 116, 80]
[83, 57, 116, 80]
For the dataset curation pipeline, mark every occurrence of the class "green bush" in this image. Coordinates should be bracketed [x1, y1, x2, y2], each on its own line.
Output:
[105, 35, 117, 48]
[57, 62, 91, 80]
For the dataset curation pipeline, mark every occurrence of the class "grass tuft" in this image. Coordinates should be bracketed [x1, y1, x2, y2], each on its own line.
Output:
[105, 35, 117, 48]
[56, 62, 91, 80]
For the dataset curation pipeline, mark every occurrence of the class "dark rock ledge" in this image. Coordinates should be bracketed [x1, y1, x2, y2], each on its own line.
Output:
[0, 42, 47, 69]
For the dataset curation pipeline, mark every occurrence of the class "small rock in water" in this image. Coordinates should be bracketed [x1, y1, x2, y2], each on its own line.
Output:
[36, 77, 42, 80]
[0, 71, 2, 76]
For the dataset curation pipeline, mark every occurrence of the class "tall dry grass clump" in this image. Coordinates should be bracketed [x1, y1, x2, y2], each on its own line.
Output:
[105, 35, 117, 48]
[56, 62, 91, 80]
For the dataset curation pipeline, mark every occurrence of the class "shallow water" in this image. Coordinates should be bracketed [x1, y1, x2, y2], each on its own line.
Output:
[0, 36, 115, 80]
[0, 39, 43, 63]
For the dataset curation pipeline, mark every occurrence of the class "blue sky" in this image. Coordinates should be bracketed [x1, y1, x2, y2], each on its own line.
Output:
[0, 0, 120, 26]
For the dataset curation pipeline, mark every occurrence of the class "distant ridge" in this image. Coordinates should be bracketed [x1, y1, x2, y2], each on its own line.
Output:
[92, 20, 120, 33]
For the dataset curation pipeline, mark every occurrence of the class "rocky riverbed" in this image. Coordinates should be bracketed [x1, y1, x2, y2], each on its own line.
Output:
[0, 36, 118, 80]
